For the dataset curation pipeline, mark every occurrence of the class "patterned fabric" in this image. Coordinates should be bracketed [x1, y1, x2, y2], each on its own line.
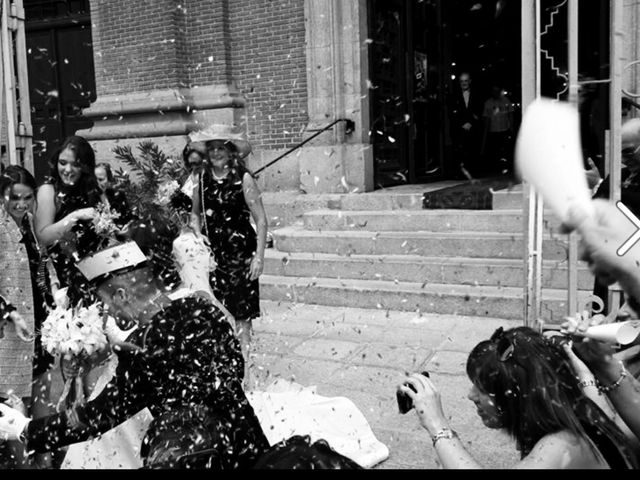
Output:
[20, 214, 55, 377]
[0, 209, 35, 397]
[200, 169, 260, 321]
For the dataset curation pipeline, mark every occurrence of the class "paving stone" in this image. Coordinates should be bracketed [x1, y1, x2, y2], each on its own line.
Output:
[351, 343, 432, 370]
[253, 332, 307, 357]
[253, 356, 344, 388]
[425, 351, 469, 375]
[292, 338, 365, 360]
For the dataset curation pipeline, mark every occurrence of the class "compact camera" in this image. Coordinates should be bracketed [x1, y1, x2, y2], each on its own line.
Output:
[397, 371, 429, 414]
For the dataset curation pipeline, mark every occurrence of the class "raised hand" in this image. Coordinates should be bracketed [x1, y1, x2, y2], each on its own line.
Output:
[8, 311, 34, 342]
[585, 157, 602, 190]
[398, 372, 448, 434]
[0, 403, 30, 442]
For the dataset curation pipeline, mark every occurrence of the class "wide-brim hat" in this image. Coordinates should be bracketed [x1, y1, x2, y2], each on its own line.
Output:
[188, 124, 252, 159]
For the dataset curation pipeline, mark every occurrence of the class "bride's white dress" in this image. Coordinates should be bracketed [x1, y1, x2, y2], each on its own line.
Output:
[62, 376, 388, 469]
[61, 231, 389, 469]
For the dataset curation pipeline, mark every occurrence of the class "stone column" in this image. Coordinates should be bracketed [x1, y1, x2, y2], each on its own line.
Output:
[78, 0, 245, 160]
[299, 0, 373, 193]
[623, 0, 640, 107]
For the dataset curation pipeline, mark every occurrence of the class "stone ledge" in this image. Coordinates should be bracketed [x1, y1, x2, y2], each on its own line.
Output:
[82, 85, 245, 118]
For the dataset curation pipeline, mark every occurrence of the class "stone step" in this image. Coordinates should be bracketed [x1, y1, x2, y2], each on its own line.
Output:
[262, 191, 341, 229]
[261, 190, 426, 229]
[259, 275, 591, 322]
[263, 250, 594, 290]
[302, 209, 565, 233]
[492, 184, 524, 210]
[272, 226, 570, 260]
[335, 193, 425, 211]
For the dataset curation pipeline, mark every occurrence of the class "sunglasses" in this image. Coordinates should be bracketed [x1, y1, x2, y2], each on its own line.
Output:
[490, 327, 515, 362]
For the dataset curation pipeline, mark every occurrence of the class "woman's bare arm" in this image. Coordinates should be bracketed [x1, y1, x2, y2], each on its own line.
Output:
[242, 173, 268, 281]
[34, 184, 94, 247]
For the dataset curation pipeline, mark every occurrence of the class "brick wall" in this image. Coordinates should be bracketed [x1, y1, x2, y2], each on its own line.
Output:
[90, 0, 187, 95]
[179, 0, 231, 86]
[228, 0, 309, 151]
[89, 0, 309, 152]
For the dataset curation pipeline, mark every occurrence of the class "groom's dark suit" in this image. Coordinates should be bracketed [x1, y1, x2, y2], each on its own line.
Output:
[24, 296, 269, 469]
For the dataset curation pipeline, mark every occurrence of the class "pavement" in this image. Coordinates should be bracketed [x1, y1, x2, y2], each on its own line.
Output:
[47, 299, 525, 469]
[250, 300, 523, 469]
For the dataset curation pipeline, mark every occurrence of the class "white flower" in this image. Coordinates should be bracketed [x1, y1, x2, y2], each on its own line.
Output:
[41, 302, 108, 361]
[155, 180, 180, 206]
[92, 202, 121, 238]
[53, 287, 70, 309]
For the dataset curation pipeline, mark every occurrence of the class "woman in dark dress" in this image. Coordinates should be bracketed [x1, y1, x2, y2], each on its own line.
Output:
[34, 136, 132, 306]
[190, 126, 267, 385]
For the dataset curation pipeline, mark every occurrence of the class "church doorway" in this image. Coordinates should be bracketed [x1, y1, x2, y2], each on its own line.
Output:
[24, 0, 96, 183]
[367, 0, 522, 188]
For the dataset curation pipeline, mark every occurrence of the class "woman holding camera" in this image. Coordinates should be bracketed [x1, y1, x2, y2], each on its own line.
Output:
[398, 326, 639, 468]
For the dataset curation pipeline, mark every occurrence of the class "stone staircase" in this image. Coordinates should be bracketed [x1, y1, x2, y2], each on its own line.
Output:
[260, 186, 594, 321]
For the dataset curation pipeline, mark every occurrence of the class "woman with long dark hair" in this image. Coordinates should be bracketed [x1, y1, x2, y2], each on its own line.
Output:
[399, 326, 639, 468]
[35, 136, 109, 305]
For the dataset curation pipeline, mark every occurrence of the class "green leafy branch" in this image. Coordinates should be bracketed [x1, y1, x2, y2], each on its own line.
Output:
[111, 141, 188, 223]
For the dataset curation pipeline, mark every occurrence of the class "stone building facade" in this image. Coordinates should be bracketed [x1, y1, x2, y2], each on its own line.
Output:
[78, 0, 371, 194]
[21, 0, 640, 193]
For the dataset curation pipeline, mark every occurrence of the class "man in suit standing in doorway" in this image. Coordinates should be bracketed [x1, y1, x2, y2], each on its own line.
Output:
[451, 72, 483, 178]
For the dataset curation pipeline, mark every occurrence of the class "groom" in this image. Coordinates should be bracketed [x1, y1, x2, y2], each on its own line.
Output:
[0, 217, 269, 468]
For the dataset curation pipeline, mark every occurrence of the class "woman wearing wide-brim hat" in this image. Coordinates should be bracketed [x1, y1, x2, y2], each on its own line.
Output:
[189, 124, 267, 389]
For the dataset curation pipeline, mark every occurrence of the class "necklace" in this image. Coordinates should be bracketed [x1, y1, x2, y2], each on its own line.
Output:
[211, 170, 229, 181]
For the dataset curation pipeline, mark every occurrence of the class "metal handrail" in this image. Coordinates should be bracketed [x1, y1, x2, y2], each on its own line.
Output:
[254, 118, 355, 176]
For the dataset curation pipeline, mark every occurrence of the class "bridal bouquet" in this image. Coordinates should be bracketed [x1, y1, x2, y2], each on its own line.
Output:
[41, 291, 109, 410]
[41, 302, 107, 361]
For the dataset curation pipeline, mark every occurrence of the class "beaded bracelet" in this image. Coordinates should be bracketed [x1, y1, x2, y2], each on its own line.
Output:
[578, 379, 598, 389]
[598, 362, 628, 394]
[431, 428, 458, 447]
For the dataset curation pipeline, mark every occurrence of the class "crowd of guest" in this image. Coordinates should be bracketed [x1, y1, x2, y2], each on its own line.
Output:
[0, 126, 271, 468]
[3, 114, 640, 470]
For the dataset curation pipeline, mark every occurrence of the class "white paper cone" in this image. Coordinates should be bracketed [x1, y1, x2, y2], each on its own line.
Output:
[582, 321, 640, 345]
[515, 98, 594, 223]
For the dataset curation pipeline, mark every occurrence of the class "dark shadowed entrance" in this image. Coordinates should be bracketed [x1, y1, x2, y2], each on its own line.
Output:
[24, 0, 96, 183]
[368, 0, 522, 188]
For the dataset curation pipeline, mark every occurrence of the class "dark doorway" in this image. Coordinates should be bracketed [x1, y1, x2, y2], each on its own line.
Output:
[24, 0, 96, 183]
[368, 0, 445, 188]
[368, 0, 522, 187]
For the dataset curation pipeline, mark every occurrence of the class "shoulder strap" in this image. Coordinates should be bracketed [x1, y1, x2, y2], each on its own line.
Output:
[200, 172, 209, 238]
